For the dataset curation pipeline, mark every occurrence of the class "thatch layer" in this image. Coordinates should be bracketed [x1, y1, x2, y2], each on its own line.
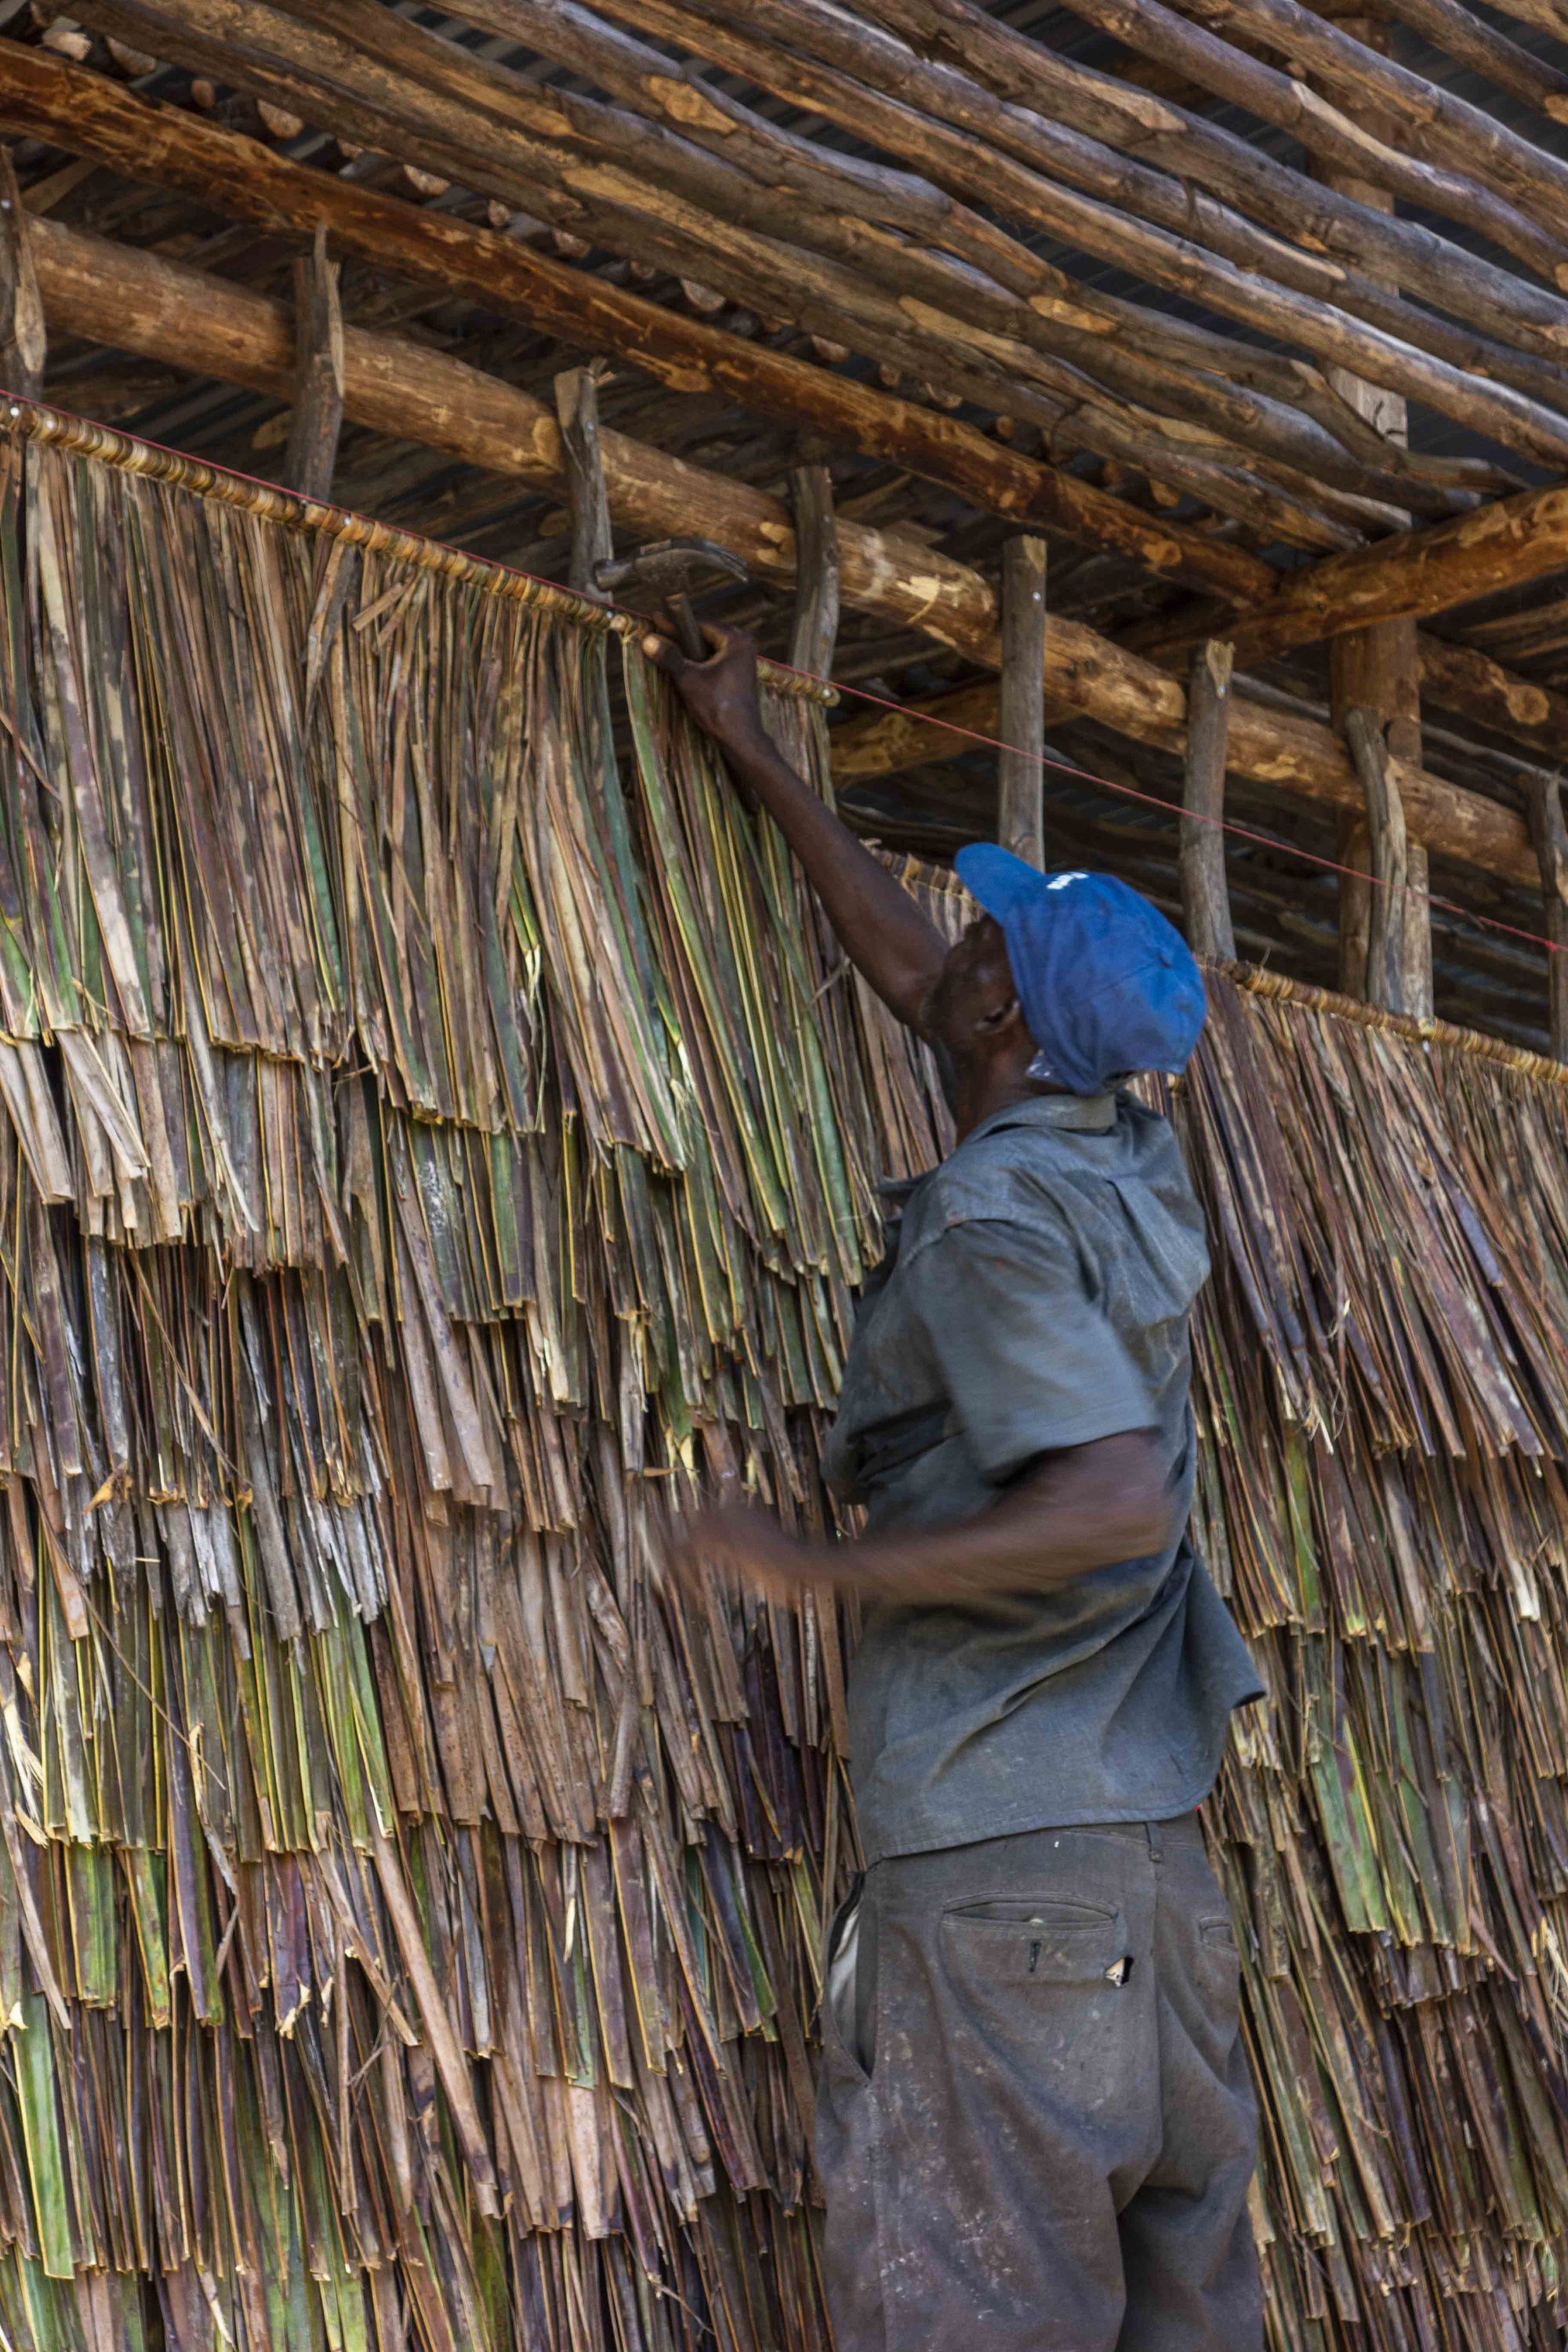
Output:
[0, 429, 1563, 2352]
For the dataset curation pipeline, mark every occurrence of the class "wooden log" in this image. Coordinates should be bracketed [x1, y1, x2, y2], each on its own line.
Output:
[1344, 707, 1410, 1016]
[1374, 0, 1568, 122]
[0, 149, 44, 399]
[281, 223, 343, 501]
[1174, 0, 1568, 250]
[855, 0, 1568, 369]
[1181, 641, 1236, 960]
[1308, 13, 1428, 1017]
[16, 214, 1543, 895]
[1417, 636, 1568, 768]
[1225, 484, 1568, 667]
[997, 535, 1047, 868]
[1526, 771, 1568, 1059]
[1045, 0, 1568, 288]
[554, 366, 613, 597]
[788, 461, 839, 682]
[0, 42, 1276, 604]
[580, 0, 1568, 467]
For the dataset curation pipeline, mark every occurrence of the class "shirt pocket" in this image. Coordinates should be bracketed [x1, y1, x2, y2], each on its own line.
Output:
[940, 1896, 1131, 1986]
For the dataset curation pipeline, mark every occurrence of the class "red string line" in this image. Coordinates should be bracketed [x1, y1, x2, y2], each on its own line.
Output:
[2, 390, 1559, 966]
[775, 662, 1565, 965]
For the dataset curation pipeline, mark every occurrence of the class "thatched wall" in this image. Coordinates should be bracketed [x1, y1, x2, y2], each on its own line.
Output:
[0, 421, 1563, 2352]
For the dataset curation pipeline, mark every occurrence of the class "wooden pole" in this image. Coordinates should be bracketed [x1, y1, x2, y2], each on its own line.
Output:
[788, 460, 840, 682]
[281, 223, 343, 501]
[554, 366, 613, 597]
[12, 223, 1544, 896]
[997, 535, 1047, 869]
[1181, 640, 1236, 961]
[1308, 9, 1431, 1018]
[1344, 706, 1410, 1016]
[0, 151, 44, 400]
[1526, 772, 1568, 1061]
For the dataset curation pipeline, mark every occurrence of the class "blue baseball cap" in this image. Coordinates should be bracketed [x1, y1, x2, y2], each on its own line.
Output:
[953, 847, 1206, 1094]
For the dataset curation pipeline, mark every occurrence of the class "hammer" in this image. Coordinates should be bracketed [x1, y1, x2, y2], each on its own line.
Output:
[594, 536, 750, 662]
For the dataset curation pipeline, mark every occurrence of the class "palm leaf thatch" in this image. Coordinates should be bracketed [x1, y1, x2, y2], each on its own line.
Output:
[0, 406, 1563, 2352]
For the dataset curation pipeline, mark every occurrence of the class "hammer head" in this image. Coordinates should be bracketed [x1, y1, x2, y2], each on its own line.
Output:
[594, 536, 749, 656]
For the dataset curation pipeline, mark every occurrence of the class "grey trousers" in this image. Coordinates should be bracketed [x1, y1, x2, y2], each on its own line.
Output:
[815, 1816, 1262, 2352]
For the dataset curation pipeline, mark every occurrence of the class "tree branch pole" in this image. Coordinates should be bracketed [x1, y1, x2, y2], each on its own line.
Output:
[12, 216, 1542, 894]
[281, 222, 343, 502]
[1181, 641, 1236, 961]
[554, 367, 614, 598]
[0, 147, 43, 399]
[997, 535, 1047, 869]
[788, 460, 840, 684]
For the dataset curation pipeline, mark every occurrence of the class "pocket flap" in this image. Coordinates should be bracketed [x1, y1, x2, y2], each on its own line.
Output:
[942, 1899, 1129, 1985]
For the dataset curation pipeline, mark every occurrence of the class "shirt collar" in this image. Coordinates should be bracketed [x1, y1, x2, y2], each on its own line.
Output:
[964, 1091, 1119, 1145]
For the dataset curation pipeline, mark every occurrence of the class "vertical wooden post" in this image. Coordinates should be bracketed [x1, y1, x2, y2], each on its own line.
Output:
[282, 223, 343, 501]
[789, 460, 840, 681]
[554, 365, 613, 597]
[1309, 13, 1431, 1017]
[1526, 771, 1568, 1060]
[0, 150, 45, 400]
[1344, 706, 1410, 1015]
[998, 534, 1047, 869]
[1181, 640, 1236, 962]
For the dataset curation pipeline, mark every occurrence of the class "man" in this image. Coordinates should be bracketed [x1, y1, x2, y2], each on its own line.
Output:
[648, 623, 1265, 2352]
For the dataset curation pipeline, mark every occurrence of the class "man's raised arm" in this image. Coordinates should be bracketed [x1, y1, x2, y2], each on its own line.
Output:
[644, 626, 946, 1032]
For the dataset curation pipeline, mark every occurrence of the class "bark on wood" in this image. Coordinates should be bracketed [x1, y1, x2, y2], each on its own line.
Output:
[576, 0, 1568, 466]
[1344, 707, 1410, 1018]
[997, 535, 1047, 869]
[788, 462, 840, 683]
[17, 212, 1541, 895]
[1044, 0, 1567, 286]
[554, 367, 613, 597]
[0, 149, 44, 400]
[1181, 640, 1236, 961]
[281, 223, 343, 501]
[0, 42, 1282, 603]
[1526, 771, 1568, 1060]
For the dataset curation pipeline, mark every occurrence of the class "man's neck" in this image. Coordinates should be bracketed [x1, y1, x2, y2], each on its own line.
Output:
[950, 1072, 1065, 1144]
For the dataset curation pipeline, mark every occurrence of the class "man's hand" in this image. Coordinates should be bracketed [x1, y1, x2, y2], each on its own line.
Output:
[641, 623, 768, 753]
[667, 1500, 834, 1609]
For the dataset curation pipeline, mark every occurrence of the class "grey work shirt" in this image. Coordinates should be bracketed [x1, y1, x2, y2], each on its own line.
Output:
[822, 1091, 1261, 1864]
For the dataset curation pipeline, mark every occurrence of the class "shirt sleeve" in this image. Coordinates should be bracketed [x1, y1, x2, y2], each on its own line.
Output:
[906, 1215, 1154, 1484]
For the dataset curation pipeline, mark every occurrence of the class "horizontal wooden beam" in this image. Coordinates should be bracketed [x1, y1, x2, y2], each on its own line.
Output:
[1201, 479, 1568, 667]
[16, 213, 1538, 892]
[0, 39, 1266, 602]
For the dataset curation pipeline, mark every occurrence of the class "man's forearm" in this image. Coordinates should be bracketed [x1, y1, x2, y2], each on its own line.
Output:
[717, 721, 946, 1029]
[800, 1432, 1173, 1607]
